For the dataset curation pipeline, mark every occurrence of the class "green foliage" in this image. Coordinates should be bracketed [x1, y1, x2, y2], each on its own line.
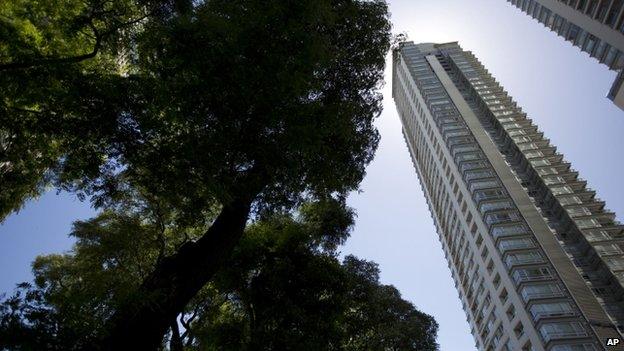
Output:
[193, 204, 438, 350]
[0, 0, 148, 220]
[1, 0, 394, 346]
[1, 0, 391, 224]
[0, 200, 438, 350]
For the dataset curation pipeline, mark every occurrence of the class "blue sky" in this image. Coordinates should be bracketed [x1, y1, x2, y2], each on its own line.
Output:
[2, 1, 624, 350]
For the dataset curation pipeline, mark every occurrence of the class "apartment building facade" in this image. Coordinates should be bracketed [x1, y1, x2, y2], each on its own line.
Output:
[506, 0, 624, 110]
[393, 41, 624, 350]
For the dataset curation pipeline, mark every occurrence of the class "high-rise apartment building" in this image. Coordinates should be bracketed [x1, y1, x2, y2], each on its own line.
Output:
[393, 41, 624, 350]
[505, 0, 624, 110]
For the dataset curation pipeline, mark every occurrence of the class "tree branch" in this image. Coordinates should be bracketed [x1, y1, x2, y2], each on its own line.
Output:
[0, 10, 151, 71]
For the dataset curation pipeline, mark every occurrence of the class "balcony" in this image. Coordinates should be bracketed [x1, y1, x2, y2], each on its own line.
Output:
[539, 321, 588, 343]
[505, 252, 545, 268]
[521, 290, 564, 303]
[512, 267, 553, 284]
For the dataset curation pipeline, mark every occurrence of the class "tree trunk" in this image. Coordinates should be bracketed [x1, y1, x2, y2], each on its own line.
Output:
[98, 191, 258, 350]
[170, 318, 184, 351]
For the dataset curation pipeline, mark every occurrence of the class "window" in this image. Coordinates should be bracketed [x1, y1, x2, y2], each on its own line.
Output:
[485, 211, 521, 226]
[500, 288, 508, 303]
[512, 267, 552, 284]
[520, 283, 563, 302]
[479, 200, 514, 214]
[506, 305, 515, 320]
[566, 207, 591, 217]
[469, 179, 500, 192]
[513, 135, 532, 143]
[446, 130, 470, 139]
[537, 167, 558, 176]
[584, 230, 611, 242]
[491, 223, 529, 239]
[503, 122, 523, 130]
[559, 196, 582, 205]
[514, 322, 524, 338]
[604, 257, 624, 270]
[575, 218, 600, 229]
[524, 150, 544, 159]
[518, 142, 538, 151]
[452, 144, 479, 156]
[508, 129, 526, 137]
[539, 321, 587, 342]
[530, 158, 551, 167]
[456, 151, 482, 162]
[551, 185, 573, 195]
[504, 340, 514, 351]
[498, 237, 535, 252]
[505, 251, 544, 267]
[529, 301, 575, 320]
[543, 176, 565, 185]
[594, 244, 622, 255]
[474, 188, 506, 203]
[464, 169, 495, 182]
[460, 160, 489, 172]
[492, 325, 503, 347]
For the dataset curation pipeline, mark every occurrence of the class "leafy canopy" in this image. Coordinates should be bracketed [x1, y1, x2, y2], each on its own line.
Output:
[0, 199, 438, 350]
[0, 0, 391, 223]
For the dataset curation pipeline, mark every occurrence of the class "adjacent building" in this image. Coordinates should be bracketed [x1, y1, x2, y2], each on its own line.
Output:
[393, 41, 624, 350]
[506, 0, 624, 110]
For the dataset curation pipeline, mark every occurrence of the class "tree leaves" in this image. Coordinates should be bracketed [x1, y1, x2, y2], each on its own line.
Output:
[0, 199, 439, 350]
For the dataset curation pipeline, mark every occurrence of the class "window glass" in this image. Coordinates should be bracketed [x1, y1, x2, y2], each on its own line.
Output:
[594, 243, 623, 255]
[492, 224, 529, 239]
[485, 211, 521, 226]
[530, 302, 574, 320]
[453, 144, 479, 155]
[505, 251, 543, 267]
[584, 230, 611, 242]
[551, 185, 573, 195]
[465, 169, 495, 182]
[513, 136, 532, 143]
[575, 218, 600, 229]
[460, 160, 489, 172]
[543, 176, 565, 185]
[518, 142, 538, 151]
[604, 257, 624, 270]
[537, 167, 558, 176]
[498, 237, 535, 252]
[512, 267, 552, 283]
[559, 196, 582, 205]
[566, 207, 591, 217]
[525, 150, 544, 159]
[469, 179, 500, 192]
[520, 283, 563, 302]
[530, 158, 551, 166]
[479, 200, 514, 213]
[456, 152, 483, 162]
[539, 321, 586, 342]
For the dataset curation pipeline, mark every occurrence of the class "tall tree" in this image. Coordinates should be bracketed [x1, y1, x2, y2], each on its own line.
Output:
[0, 0, 152, 219]
[0, 200, 438, 350]
[1, 0, 392, 347]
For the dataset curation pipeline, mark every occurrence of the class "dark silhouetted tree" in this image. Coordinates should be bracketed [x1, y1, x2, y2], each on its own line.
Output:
[0, 200, 438, 350]
[1, 0, 392, 347]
